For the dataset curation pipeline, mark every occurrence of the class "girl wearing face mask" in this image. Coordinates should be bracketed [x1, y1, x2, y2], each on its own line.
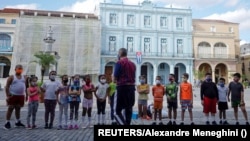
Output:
[26, 76, 41, 129]
[68, 74, 81, 129]
[217, 78, 229, 125]
[136, 75, 149, 120]
[57, 75, 69, 130]
[41, 71, 61, 129]
[95, 74, 110, 125]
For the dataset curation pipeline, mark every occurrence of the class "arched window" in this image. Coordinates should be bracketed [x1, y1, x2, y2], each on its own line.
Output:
[0, 34, 11, 51]
[198, 41, 211, 58]
[214, 42, 227, 58]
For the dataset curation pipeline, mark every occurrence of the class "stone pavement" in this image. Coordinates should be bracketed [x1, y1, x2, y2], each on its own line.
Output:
[0, 88, 250, 141]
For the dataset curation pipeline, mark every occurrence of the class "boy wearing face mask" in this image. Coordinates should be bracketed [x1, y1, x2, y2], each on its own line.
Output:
[68, 74, 81, 129]
[217, 78, 229, 125]
[228, 73, 249, 125]
[152, 76, 165, 125]
[95, 74, 110, 125]
[57, 75, 69, 130]
[26, 76, 41, 129]
[165, 74, 178, 125]
[200, 72, 218, 125]
[41, 71, 61, 129]
[179, 73, 194, 125]
[136, 75, 149, 120]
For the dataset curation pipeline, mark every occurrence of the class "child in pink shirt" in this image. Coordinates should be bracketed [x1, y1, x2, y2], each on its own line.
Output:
[26, 76, 41, 129]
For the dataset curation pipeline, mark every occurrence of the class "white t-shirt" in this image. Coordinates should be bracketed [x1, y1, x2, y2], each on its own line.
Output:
[42, 80, 61, 100]
[217, 85, 229, 102]
[96, 83, 109, 99]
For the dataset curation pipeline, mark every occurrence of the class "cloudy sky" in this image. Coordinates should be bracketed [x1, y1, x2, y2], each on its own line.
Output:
[1, 0, 249, 45]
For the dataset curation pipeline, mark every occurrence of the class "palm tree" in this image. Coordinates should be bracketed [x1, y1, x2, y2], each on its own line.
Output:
[31, 52, 57, 84]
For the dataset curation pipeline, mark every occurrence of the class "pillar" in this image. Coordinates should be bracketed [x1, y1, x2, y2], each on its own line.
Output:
[212, 70, 215, 82]
[136, 64, 141, 85]
[153, 64, 157, 85]
[170, 64, 174, 74]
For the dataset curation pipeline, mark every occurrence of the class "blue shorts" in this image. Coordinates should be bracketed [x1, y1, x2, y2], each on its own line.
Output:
[181, 100, 193, 110]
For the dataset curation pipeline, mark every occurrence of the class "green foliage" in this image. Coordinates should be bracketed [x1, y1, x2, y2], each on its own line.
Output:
[30, 52, 57, 83]
[193, 67, 206, 80]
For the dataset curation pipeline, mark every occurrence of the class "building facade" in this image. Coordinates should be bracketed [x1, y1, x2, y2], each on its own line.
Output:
[0, 8, 19, 78]
[240, 43, 250, 80]
[99, 0, 193, 85]
[9, 9, 101, 81]
[193, 19, 240, 84]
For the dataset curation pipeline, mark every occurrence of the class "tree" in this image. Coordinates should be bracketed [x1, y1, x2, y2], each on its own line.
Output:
[193, 67, 206, 80]
[31, 52, 57, 84]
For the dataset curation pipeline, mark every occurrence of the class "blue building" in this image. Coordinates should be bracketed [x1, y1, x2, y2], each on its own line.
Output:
[99, 0, 193, 85]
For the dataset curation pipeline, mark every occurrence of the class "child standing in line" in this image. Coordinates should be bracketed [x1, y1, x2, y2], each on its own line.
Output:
[26, 76, 40, 129]
[151, 76, 165, 125]
[179, 73, 194, 125]
[95, 74, 110, 125]
[107, 76, 117, 125]
[228, 73, 249, 125]
[82, 75, 95, 128]
[57, 75, 69, 130]
[136, 75, 150, 119]
[68, 74, 81, 129]
[165, 74, 178, 125]
[217, 78, 229, 125]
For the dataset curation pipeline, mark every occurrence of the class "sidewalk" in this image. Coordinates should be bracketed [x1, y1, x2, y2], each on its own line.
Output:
[0, 88, 250, 141]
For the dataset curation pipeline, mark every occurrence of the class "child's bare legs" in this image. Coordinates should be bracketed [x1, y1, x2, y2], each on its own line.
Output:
[233, 107, 239, 124]
[159, 109, 162, 124]
[219, 110, 222, 123]
[167, 108, 173, 125]
[181, 109, 185, 123]
[188, 109, 193, 124]
[173, 108, 177, 124]
[138, 104, 142, 118]
[142, 105, 147, 118]
[240, 105, 249, 124]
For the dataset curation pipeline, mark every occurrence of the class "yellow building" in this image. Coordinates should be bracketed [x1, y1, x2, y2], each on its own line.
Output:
[193, 19, 241, 83]
[0, 8, 19, 78]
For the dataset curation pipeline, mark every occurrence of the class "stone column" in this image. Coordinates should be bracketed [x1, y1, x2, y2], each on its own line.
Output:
[153, 64, 157, 85]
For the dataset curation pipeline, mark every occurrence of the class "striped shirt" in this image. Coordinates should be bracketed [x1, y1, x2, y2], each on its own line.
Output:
[114, 57, 136, 86]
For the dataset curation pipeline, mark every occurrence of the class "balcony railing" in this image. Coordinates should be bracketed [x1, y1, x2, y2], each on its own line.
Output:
[0, 46, 13, 52]
[195, 54, 236, 59]
[101, 51, 193, 58]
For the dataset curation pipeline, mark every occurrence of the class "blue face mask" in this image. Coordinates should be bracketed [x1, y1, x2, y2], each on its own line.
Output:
[220, 83, 225, 87]
[140, 79, 145, 84]
[74, 80, 79, 85]
[206, 78, 212, 82]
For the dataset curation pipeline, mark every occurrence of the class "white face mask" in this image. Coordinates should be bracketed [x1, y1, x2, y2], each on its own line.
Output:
[101, 79, 106, 83]
[155, 80, 161, 84]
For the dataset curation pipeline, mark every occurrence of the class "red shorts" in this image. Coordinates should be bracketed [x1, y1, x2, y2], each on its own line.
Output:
[7, 95, 25, 107]
[203, 96, 217, 114]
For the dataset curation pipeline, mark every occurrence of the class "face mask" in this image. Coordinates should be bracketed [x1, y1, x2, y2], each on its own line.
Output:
[220, 83, 225, 87]
[15, 69, 23, 75]
[206, 78, 212, 82]
[156, 80, 161, 85]
[169, 78, 173, 81]
[86, 79, 91, 84]
[31, 82, 37, 86]
[100, 79, 106, 83]
[74, 80, 79, 85]
[63, 79, 68, 83]
[234, 78, 239, 82]
[50, 75, 55, 81]
[182, 78, 187, 82]
[140, 79, 145, 84]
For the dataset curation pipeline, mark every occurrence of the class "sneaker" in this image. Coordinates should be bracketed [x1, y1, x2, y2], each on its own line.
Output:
[3, 122, 11, 130]
[151, 122, 156, 125]
[74, 125, 79, 129]
[212, 121, 217, 125]
[180, 122, 184, 125]
[223, 121, 229, 125]
[48, 123, 53, 129]
[206, 121, 210, 125]
[159, 122, 164, 125]
[15, 121, 25, 127]
[236, 122, 239, 125]
[57, 125, 63, 130]
[68, 125, 73, 130]
[190, 122, 195, 125]
[172, 121, 176, 125]
[219, 120, 223, 125]
[26, 125, 32, 130]
[82, 122, 89, 129]
[246, 122, 249, 125]
[167, 121, 172, 125]
[44, 123, 49, 129]
[32, 125, 37, 129]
